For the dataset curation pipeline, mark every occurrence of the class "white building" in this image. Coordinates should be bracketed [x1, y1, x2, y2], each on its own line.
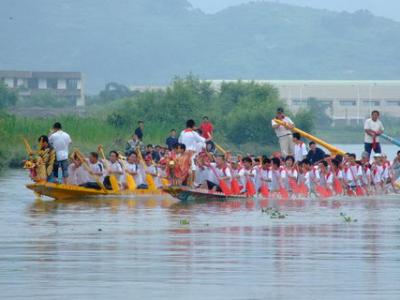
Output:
[0, 70, 85, 106]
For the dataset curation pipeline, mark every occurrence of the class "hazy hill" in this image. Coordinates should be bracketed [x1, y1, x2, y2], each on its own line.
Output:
[0, 0, 399, 91]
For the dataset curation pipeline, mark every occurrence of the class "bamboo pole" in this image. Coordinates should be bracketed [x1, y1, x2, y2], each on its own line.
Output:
[273, 119, 346, 156]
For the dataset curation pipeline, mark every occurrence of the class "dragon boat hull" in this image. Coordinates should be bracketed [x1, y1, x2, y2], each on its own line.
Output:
[163, 186, 248, 202]
[26, 182, 165, 200]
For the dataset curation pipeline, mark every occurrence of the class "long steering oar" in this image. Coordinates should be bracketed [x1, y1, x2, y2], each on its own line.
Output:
[74, 149, 107, 192]
[273, 119, 346, 156]
[381, 133, 400, 147]
[98, 146, 120, 192]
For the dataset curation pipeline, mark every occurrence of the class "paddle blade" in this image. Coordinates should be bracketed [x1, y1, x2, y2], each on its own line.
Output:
[333, 178, 343, 194]
[279, 187, 289, 200]
[246, 180, 256, 197]
[126, 174, 136, 192]
[110, 175, 120, 192]
[347, 188, 355, 196]
[146, 174, 157, 191]
[299, 183, 308, 197]
[219, 180, 232, 196]
[260, 183, 269, 197]
[161, 178, 170, 187]
[288, 178, 301, 194]
[355, 186, 364, 196]
[315, 185, 329, 198]
[231, 179, 241, 195]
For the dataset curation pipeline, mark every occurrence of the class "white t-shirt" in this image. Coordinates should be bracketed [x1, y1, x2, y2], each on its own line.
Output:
[89, 161, 105, 182]
[364, 118, 384, 143]
[108, 161, 123, 181]
[49, 130, 71, 161]
[294, 142, 308, 162]
[271, 116, 294, 138]
[67, 164, 90, 185]
[125, 162, 145, 186]
[178, 129, 206, 152]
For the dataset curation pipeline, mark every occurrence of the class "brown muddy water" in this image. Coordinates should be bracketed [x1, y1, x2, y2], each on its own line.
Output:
[1, 170, 400, 300]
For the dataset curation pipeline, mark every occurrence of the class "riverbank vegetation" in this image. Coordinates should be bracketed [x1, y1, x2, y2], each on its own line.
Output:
[0, 76, 313, 169]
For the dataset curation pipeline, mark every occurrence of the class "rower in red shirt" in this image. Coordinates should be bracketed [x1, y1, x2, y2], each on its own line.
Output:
[199, 116, 214, 140]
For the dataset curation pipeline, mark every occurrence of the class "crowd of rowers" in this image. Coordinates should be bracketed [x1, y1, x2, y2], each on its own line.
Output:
[27, 116, 400, 197]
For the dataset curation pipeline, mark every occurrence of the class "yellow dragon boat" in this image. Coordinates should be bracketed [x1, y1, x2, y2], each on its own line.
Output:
[26, 182, 165, 200]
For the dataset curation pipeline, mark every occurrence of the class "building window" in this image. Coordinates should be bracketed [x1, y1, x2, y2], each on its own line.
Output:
[362, 100, 380, 106]
[385, 100, 400, 106]
[67, 79, 78, 90]
[339, 100, 356, 106]
[47, 78, 58, 89]
[292, 99, 307, 106]
[27, 78, 38, 89]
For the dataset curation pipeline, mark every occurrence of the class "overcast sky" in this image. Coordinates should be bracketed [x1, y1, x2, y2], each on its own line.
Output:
[189, 0, 400, 21]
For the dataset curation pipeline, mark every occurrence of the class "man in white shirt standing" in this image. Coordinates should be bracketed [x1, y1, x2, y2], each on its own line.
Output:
[49, 122, 72, 183]
[364, 110, 384, 157]
[178, 119, 206, 154]
[271, 107, 295, 158]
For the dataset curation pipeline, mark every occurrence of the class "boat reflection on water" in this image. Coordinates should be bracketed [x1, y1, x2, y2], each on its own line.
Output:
[28, 195, 180, 216]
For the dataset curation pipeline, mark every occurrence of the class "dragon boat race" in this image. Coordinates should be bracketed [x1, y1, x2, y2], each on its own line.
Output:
[1, 1, 400, 299]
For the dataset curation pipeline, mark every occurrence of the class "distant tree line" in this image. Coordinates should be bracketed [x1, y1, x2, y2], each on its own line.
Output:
[105, 75, 314, 147]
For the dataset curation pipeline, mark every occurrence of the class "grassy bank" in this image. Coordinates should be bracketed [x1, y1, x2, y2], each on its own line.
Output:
[0, 114, 153, 169]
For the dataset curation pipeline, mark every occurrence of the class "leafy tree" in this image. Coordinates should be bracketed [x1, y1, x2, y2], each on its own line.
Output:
[306, 97, 332, 128]
[17, 91, 72, 108]
[106, 78, 301, 148]
[0, 82, 18, 109]
[293, 109, 314, 134]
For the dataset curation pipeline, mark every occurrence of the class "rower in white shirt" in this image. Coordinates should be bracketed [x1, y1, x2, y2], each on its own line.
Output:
[292, 133, 308, 163]
[124, 152, 146, 189]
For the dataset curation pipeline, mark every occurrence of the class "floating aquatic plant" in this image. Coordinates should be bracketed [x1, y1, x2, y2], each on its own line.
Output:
[262, 207, 287, 219]
[180, 219, 190, 225]
[340, 212, 358, 223]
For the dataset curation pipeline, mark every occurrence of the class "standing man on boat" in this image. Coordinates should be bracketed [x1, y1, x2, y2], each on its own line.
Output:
[179, 120, 206, 154]
[364, 110, 384, 157]
[49, 122, 71, 184]
[135, 120, 144, 141]
[199, 116, 214, 140]
[271, 107, 295, 158]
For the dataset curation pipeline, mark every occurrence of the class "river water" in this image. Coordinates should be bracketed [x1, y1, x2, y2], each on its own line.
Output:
[1, 144, 400, 300]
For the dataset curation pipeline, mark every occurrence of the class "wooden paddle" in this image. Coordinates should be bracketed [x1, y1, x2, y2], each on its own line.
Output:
[348, 164, 364, 196]
[208, 163, 232, 196]
[118, 156, 137, 192]
[259, 181, 269, 197]
[135, 147, 157, 191]
[231, 178, 241, 195]
[245, 174, 256, 197]
[98, 146, 120, 192]
[22, 137, 33, 156]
